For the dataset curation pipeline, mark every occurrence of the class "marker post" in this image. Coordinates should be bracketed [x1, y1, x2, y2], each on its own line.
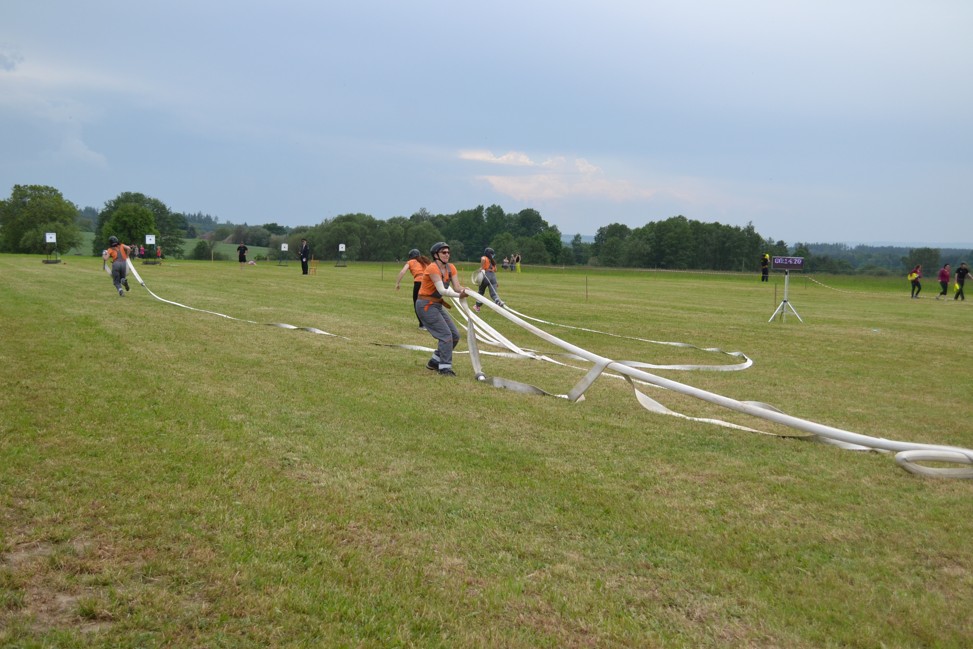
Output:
[43, 232, 61, 264]
[769, 256, 804, 323]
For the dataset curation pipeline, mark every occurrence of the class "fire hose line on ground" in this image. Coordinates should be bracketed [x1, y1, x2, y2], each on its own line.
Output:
[121, 259, 973, 479]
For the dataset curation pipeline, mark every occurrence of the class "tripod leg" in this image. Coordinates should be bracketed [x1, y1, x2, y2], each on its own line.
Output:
[786, 302, 804, 322]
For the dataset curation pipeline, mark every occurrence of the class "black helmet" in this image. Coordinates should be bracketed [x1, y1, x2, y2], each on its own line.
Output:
[108, 236, 119, 246]
[408, 248, 421, 259]
[430, 241, 449, 257]
[484, 247, 495, 258]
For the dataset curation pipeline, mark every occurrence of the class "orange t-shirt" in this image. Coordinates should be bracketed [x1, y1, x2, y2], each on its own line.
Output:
[407, 258, 426, 281]
[105, 244, 129, 262]
[418, 261, 455, 302]
[480, 256, 496, 272]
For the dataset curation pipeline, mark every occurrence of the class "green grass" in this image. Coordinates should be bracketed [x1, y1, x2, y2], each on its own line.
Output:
[2, 255, 972, 647]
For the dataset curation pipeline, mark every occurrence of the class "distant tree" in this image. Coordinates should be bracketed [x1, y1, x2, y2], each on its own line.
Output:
[654, 216, 693, 269]
[102, 204, 157, 247]
[156, 210, 187, 258]
[516, 237, 550, 265]
[213, 225, 233, 242]
[76, 206, 98, 232]
[905, 247, 941, 276]
[230, 224, 249, 244]
[621, 229, 653, 268]
[514, 208, 546, 238]
[246, 227, 272, 248]
[93, 192, 173, 256]
[446, 239, 466, 261]
[0, 184, 82, 254]
[442, 206, 485, 261]
[190, 239, 216, 260]
[570, 234, 591, 265]
[489, 232, 517, 262]
[185, 212, 221, 233]
[483, 204, 509, 244]
[405, 221, 444, 257]
[592, 223, 631, 261]
[262, 222, 288, 235]
[410, 207, 433, 223]
[599, 237, 626, 267]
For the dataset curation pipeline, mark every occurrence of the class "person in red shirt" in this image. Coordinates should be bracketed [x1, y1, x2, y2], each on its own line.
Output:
[909, 264, 922, 299]
[395, 248, 430, 329]
[102, 236, 133, 296]
[415, 242, 470, 376]
[936, 264, 951, 299]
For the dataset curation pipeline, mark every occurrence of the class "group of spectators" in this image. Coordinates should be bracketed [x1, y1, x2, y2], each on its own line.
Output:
[501, 253, 521, 272]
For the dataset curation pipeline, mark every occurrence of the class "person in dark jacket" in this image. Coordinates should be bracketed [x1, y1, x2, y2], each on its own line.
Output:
[299, 238, 310, 275]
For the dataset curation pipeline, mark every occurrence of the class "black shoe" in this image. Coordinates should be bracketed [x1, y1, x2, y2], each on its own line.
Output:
[426, 359, 439, 371]
[438, 368, 456, 377]
[123, 279, 130, 291]
[118, 288, 125, 296]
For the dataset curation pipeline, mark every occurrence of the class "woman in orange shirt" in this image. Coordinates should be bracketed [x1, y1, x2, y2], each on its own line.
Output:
[415, 242, 470, 376]
[474, 247, 504, 312]
[102, 236, 133, 296]
[395, 248, 430, 329]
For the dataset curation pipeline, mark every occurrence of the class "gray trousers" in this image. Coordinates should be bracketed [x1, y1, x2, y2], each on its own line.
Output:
[478, 271, 500, 303]
[415, 298, 460, 369]
[111, 259, 128, 290]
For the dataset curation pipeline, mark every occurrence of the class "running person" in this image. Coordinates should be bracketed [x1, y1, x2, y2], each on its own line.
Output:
[415, 242, 469, 376]
[395, 248, 430, 329]
[937, 264, 951, 299]
[475, 247, 504, 312]
[102, 236, 133, 297]
[909, 264, 922, 298]
[955, 262, 970, 301]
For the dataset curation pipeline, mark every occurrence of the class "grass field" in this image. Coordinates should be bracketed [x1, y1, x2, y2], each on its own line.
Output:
[2, 254, 972, 647]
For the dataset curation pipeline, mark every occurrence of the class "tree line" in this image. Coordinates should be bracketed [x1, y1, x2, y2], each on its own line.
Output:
[2, 184, 968, 275]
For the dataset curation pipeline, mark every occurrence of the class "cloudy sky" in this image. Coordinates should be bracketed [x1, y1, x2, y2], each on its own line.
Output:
[2, 1, 971, 245]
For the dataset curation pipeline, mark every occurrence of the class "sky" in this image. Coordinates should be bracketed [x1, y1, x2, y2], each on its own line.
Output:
[2, 0, 971, 246]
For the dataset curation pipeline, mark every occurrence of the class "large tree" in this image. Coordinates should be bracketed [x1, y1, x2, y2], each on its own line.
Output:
[0, 185, 82, 254]
[102, 204, 157, 248]
[92, 192, 182, 257]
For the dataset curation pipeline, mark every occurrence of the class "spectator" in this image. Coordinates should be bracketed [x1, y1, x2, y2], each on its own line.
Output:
[299, 238, 310, 275]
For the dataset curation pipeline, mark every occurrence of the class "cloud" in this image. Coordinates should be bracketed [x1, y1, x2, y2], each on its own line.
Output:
[54, 133, 107, 168]
[458, 149, 538, 167]
[0, 46, 23, 72]
[461, 150, 657, 202]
